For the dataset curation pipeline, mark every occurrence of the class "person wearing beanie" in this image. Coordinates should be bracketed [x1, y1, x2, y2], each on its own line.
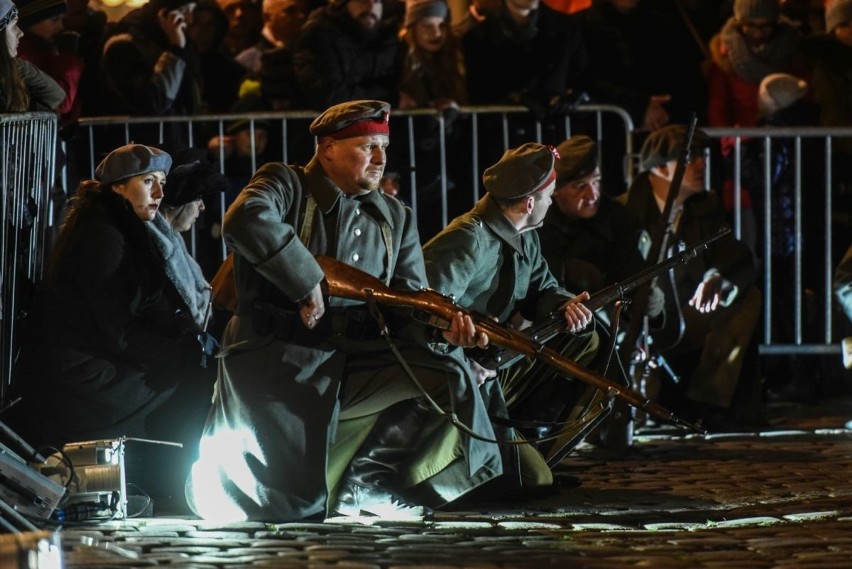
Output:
[292, 0, 401, 109]
[757, 71, 807, 116]
[0, 0, 65, 112]
[187, 99, 502, 523]
[708, 0, 807, 128]
[15, 143, 217, 514]
[537, 135, 663, 320]
[15, 0, 84, 127]
[398, 0, 466, 110]
[619, 125, 762, 429]
[423, 142, 604, 490]
[99, 0, 202, 145]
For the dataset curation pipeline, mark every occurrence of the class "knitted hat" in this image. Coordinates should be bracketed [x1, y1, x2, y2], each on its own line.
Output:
[0, 0, 17, 32]
[733, 0, 780, 21]
[826, 0, 852, 32]
[310, 100, 391, 140]
[162, 148, 229, 207]
[639, 125, 710, 172]
[758, 73, 808, 116]
[555, 135, 598, 186]
[95, 144, 173, 186]
[483, 143, 558, 200]
[17, 0, 67, 27]
[403, 0, 448, 27]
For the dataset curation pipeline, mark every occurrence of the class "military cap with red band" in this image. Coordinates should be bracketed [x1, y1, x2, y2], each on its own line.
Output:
[309, 100, 391, 140]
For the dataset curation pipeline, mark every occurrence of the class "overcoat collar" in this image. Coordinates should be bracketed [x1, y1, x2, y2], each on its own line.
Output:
[303, 155, 395, 229]
[474, 195, 524, 255]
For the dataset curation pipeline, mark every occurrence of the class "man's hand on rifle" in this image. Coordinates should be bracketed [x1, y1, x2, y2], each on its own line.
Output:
[559, 292, 593, 333]
[689, 272, 733, 314]
[443, 311, 489, 349]
[299, 283, 326, 329]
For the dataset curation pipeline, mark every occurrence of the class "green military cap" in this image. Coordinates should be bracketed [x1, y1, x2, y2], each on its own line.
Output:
[639, 124, 710, 172]
[309, 100, 391, 139]
[483, 142, 557, 200]
[555, 135, 597, 185]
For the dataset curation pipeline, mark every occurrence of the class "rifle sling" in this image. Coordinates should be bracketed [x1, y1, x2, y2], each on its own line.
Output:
[363, 291, 612, 449]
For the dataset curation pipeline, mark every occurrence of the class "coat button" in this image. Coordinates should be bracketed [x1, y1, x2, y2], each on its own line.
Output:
[352, 253, 360, 262]
[354, 228, 362, 236]
[355, 209, 361, 215]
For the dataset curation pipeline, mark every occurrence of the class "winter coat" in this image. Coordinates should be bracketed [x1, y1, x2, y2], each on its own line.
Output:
[99, 5, 202, 118]
[17, 34, 84, 125]
[802, 33, 852, 156]
[537, 196, 648, 294]
[293, 6, 400, 109]
[461, 2, 588, 107]
[18, 189, 209, 446]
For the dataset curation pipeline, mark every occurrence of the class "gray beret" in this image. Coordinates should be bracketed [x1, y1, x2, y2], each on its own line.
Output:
[309, 100, 391, 139]
[483, 143, 557, 200]
[639, 125, 710, 172]
[95, 144, 173, 185]
[734, 0, 780, 21]
[555, 135, 598, 185]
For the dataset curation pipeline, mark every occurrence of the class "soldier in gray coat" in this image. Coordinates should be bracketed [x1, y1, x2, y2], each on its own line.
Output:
[422, 143, 605, 491]
[187, 100, 502, 522]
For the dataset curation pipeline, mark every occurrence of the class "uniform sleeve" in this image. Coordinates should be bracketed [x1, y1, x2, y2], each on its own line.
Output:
[423, 224, 482, 304]
[222, 162, 324, 303]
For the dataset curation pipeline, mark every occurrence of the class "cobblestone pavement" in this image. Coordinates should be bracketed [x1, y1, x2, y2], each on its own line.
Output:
[52, 397, 852, 568]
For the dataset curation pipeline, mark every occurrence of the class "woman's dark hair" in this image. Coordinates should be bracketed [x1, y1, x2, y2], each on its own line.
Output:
[0, 48, 29, 112]
[46, 179, 103, 283]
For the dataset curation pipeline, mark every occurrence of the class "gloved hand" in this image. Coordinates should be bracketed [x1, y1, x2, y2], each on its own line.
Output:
[647, 282, 665, 318]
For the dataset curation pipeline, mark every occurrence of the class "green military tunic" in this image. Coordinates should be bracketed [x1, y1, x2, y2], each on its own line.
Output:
[188, 158, 501, 522]
[422, 195, 604, 469]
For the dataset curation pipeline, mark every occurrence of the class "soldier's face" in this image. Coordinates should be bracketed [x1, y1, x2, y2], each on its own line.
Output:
[526, 182, 555, 231]
[323, 134, 389, 195]
[553, 167, 601, 220]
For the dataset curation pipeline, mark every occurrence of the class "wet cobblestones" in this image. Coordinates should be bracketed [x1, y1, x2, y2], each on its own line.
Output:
[52, 399, 852, 567]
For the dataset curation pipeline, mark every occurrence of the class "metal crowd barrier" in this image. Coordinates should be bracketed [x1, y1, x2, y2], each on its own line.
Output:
[69, 104, 634, 240]
[55, 110, 851, 362]
[702, 126, 852, 357]
[0, 113, 58, 401]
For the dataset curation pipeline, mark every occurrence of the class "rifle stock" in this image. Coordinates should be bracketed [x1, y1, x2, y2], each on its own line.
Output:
[316, 255, 705, 433]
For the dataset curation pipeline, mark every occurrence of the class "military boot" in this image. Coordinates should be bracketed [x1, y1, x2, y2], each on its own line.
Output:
[332, 400, 433, 520]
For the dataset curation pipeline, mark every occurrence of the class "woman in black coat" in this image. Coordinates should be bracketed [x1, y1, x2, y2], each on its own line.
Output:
[16, 144, 213, 510]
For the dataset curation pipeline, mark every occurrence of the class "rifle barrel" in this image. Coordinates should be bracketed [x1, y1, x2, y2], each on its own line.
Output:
[316, 255, 704, 433]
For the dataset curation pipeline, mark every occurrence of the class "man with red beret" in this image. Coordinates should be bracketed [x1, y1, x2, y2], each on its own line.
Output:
[188, 100, 503, 523]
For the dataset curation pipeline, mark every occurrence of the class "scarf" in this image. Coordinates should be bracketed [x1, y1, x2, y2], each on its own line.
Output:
[147, 213, 211, 328]
[720, 17, 800, 84]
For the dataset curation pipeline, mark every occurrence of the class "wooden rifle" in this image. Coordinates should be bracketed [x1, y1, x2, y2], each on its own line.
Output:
[315, 255, 705, 433]
[468, 225, 731, 370]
